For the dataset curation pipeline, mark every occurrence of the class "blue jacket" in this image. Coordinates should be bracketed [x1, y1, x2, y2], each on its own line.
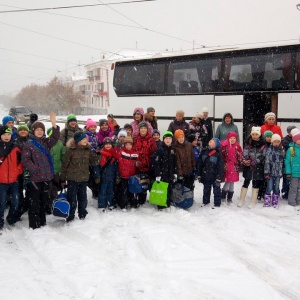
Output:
[264, 145, 284, 177]
[285, 142, 300, 178]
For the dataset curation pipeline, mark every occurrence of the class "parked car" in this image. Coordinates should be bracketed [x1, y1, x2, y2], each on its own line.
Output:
[9, 106, 32, 124]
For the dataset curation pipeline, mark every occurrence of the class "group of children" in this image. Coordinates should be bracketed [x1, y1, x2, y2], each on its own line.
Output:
[1, 109, 300, 231]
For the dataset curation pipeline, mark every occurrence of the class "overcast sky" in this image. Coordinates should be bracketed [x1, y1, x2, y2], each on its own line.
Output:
[1, 0, 300, 95]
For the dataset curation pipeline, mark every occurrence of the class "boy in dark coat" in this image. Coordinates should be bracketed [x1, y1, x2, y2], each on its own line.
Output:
[151, 131, 177, 209]
[198, 138, 224, 207]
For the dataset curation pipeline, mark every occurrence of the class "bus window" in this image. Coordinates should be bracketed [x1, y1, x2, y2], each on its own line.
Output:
[295, 52, 300, 90]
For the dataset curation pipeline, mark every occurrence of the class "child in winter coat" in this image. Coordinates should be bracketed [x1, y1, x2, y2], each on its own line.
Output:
[187, 134, 201, 166]
[95, 137, 119, 211]
[152, 129, 162, 149]
[21, 113, 60, 229]
[0, 126, 23, 230]
[60, 114, 83, 146]
[221, 132, 243, 203]
[151, 131, 177, 209]
[131, 107, 153, 138]
[133, 122, 157, 205]
[285, 128, 300, 210]
[264, 134, 284, 208]
[2, 116, 18, 140]
[124, 123, 133, 138]
[60, 131, 98, 222]
[198, 138, 224, 207]
[114, 137, 140, 210]
[114, 129, 127, 149]
[238, 127, 265, 209]
[174, 129, 195, 190]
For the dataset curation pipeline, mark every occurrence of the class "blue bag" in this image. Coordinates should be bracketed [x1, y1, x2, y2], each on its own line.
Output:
[52, 191, 70, 218]
[128, 174, 150, 194]
[171, 183, 194, 209]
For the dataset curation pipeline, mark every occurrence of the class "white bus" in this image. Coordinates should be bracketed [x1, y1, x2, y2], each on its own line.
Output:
[108, 42, 300, 142]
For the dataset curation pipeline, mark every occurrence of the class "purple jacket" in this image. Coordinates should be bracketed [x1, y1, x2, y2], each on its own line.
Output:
[96, 127, 113, 146]
[85, 130, 99, 153]
[21, 126, 60, 182]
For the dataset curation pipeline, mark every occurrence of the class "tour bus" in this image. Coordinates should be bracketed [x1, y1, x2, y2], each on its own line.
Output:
[108, 41, 300, 143]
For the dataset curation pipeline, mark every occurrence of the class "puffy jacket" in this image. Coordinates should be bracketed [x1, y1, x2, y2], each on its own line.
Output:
[215, 113, 239, 142]
[60, 138, 98, 182]
[0, 142, 23, 184]
[167, 118, 190, 136]
[261, 123, 283, 138]
[174, 141, 195, 176]
[49, 140, 65, 174]
[85, 130, 99, 153]
[281, 134, 292, 151]
[60, 123, 83, 146]
[264, 145, 284, 177]
[21, 126, 60, 182]
[95, 148, 119, 181]
[114, 147, 139, 179]
[130, 107, 153, 138]
[285, 142, 300, 178]
[96, 127, 113, 146]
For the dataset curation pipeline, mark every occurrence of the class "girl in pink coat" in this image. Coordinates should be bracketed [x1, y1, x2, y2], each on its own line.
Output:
[221, 132, 243, 203]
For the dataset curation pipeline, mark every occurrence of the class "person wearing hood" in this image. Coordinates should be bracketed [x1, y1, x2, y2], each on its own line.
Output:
[27, 113, 38, 131]
[130, 107, 153, 138]
[261, 112, 283, 138]
[21, 113, 60, 229]
[215, 113, 240, 142]
[60, 114, 83, 146]
[144, 107, 158, 130]
[167, 110, 190, 137]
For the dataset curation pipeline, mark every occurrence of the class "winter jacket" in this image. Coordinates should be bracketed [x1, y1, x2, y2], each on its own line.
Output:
[174, 141, 195, 176]
[11, 127, 18, 140]
[282, 135, 292, 151]
[130, 107, 153, 138]
[15, 136, 29, 150]
[155, 140, 162, 149]
[21, 126, 60, 182]
[285, 142, 300, 178]
[114, 147, 139, 179]
[108, 119, 119, 133]
[0, 141, 23, 184]
[261, 123, 283, 138]
[95, 148, 119, 181]
[189, 120, 203, 149]
[85, 130, 99, 153]
[193, 146, 201, 167]
[151, 142, 177, 183]
[242, 136, 265, 181]
[144, 113, 158, 130]
[167, 118, 190, 136]
[133, 133, 157, 172]
[60, 123, 83, 146]
[198, 148, 224, 182]
[201, 118, 213, 149]
[49, 140, 65, 174]
[60, 138, 98, 182]
[264, 145, 284, 177]
[221, 139, 243, 182]
[96, 128, 113, 146]
[215, 113, 240, 142]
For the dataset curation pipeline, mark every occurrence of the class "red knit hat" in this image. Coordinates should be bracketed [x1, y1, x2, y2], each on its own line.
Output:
[174, 129, 184, 140]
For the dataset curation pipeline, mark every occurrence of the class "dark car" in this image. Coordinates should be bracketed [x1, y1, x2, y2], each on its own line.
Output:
[9, 106, 32, 124]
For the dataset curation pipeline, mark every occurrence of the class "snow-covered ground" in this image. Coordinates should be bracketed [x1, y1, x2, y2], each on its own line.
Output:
[1, 104, 300, 300]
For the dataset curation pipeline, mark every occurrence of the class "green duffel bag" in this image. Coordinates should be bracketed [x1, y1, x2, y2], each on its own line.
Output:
[149, 181, 169, 207]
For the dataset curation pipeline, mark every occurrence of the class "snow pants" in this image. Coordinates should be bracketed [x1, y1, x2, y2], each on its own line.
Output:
[98, 179, 114, 209]
[202, 179, 221, 206]
[288, 177, 300, 206]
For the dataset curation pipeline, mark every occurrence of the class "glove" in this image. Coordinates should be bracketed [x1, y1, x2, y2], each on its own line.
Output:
[264, 174, 270, 179]
[156, 176, 161, 183]
[115, 178, 121, 185]
[197, 176, 201, 183]
[95, 178, 100, 184]
[215, 180, 221, 187]
[61, 181, 67, 187]
[173, 174, 178, 182]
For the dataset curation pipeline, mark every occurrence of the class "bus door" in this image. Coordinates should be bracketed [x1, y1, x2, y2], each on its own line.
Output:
[214, 95, 244, 145]
[243, 93, 274, 140]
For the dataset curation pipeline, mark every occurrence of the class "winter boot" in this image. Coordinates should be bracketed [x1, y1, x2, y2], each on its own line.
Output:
[248, 188, 259, 209]
[237, 187, 248, 207]
[221, 190, 227, 202]
[264, 194, 272, 207]
[227, 191, 234, 204]
[272, 194, 280, 208]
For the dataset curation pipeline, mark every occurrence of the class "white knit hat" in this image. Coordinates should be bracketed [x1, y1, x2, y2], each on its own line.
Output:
[202, 107, 209, 113]
[117, 129, 127, 139]
[291, 128, 300, 137]
[251, 126, 261, 136]
[194, 112, 203, 119]
[271, 133, 281, 143]
[291, 128, 300, 143]
[264, 112, 276, 122]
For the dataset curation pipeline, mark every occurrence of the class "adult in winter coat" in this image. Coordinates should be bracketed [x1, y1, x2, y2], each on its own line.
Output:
[167, 110, 190, 137]
[260, 112, 283, 138]
[21, 114, 60, 229]
[97, 119, 114, 147]
[60, 114, 83, 146]
[201, 107, 213, 149]
[215, 112, 240, 142]
[0, 126, 23, 229]
[189, 113, 203, 149]
[221, 132, 243, 203]
[151, 131, 177, 208]
[174, 129, 195, 190]
[144, 107, 158, 130]
[130, 107, 153, 138]
[198, 138, 224, 207]
[238, 127, 265, 209]
[107, 114, 119, 135]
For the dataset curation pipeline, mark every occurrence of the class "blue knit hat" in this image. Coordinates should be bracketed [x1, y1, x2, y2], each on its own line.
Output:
[152, 129, 160, 136]
[212, 138, 221, 149]
[74, 131, 86, 143]
[2, 115, 14, 126]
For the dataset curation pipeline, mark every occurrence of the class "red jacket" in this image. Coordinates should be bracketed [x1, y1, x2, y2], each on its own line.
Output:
[261, 123, 283, 138]
[115, 148, 139, 179]
[0, 146, 23, 184]
[133, 133, 157, 172]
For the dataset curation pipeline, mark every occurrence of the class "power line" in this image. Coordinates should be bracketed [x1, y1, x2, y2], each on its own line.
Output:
[0, 58, 59, 71]
[0, 0, 156, 13]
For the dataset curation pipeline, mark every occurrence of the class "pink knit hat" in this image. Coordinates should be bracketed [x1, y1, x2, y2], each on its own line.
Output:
[86, 118, 97, 130]
[227, 132, 237, 139]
